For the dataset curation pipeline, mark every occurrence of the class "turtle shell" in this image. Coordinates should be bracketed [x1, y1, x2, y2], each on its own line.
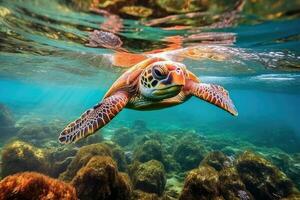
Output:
[103, 57, 165, 99]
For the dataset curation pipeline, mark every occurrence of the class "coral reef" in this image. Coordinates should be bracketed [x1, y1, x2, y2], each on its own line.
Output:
[16, 124, 59, 147]
[132, 160, 166, 195]
[1, 140, 50, 177]
[133, 139, 164, 163]
[281, 193, 300, 200]
[235, 151, 298, 200]
[179, 165, 221, 200]
[131, 190, 160, 200]
[164, 176, 184, 199]
[131, 120, 150, 135]
[173, 136, 206, 171]
[117, 172, 133, 199]
[163, 154, 180, 172]
[59, 143, 112, 181]
[1, 139, 81, 179]
[265, 151, 300, 190]
[1, 124, 300, 200]
[289, 153, 300, 189]
[71, 156, 132, 200]
[219, 167, 253, 200]
[179, 150, 300, 200]
[138, 134, 162, 144]
[112, 145, 128, 172]
[102, 141, 128, 172]
[75, 134, 104, 147]
[112, 127, 134, 147]
[0, 172, 77, 200]
[200, 151, 231, 171]
[47, 146, 78, 177]
[204, 137, 239, 153]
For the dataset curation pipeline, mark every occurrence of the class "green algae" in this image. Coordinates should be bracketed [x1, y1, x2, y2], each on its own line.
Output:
[132, 160, 166, 196]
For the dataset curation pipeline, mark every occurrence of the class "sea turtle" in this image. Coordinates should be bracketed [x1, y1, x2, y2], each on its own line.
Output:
[58, 57, 238, 144]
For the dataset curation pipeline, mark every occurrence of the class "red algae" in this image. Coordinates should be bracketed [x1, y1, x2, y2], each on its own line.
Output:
[0, 172, 77, 200]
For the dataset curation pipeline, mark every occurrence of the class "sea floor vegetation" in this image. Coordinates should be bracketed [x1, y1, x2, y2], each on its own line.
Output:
[0, 115, 300, 200]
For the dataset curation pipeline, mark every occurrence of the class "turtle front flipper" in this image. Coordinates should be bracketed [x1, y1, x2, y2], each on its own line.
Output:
[58, 91, 129, 144]
[187, 82, 238, 116]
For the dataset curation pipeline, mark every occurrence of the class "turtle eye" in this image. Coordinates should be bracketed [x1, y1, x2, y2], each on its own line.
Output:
[153, 66, 167, 80]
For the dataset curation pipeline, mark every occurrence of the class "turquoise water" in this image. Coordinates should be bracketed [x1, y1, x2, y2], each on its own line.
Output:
[0, 0, 300, 199]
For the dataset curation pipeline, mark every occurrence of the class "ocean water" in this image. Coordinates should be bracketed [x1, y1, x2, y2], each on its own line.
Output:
[0, 0, 300, 199]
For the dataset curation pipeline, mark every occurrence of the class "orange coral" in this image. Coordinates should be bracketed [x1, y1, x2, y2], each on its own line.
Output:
[0, 172, 77, 200]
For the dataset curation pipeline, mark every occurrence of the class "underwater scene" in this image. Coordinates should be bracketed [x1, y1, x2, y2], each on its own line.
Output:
[0, 0, 300, 199]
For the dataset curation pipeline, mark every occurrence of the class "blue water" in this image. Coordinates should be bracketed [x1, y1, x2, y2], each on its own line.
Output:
[1, 76, 300, 135]
[0, 0, 300, 197]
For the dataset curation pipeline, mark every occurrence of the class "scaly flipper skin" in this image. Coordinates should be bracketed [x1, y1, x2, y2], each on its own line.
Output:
[58, 91, 129, 144]
[186, 81, 238, 116]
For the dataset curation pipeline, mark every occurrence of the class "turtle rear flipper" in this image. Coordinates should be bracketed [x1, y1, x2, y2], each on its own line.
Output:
[58, 91, 129, 144]
[188, 82, 238, 116]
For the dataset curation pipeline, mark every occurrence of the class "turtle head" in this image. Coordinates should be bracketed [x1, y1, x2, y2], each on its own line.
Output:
[139, 61, 187, 100]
